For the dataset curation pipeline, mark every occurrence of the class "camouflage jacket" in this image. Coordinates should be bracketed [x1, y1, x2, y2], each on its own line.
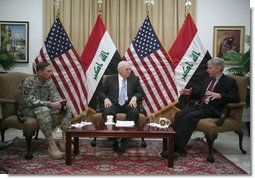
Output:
[18, 75, 61, 115]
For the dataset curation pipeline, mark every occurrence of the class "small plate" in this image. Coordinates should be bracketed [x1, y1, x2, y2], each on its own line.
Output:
[105, 122, 115, 125]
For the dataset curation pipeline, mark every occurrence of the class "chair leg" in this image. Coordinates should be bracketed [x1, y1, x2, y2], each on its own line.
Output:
[91, 137, 96, 147]
[34, 129, 39, 139]
[0, 162, 8, 174]
[204, 133, 217, 163]
[23, 131, 36, 160]
[235, 130, 247, 154]
[141, 138, 147, 147]
[0, 128, 7, 142]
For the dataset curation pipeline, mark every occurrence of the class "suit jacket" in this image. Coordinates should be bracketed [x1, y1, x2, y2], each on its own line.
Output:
[98, 74, 144, 106]
[190, 74, 240, 116]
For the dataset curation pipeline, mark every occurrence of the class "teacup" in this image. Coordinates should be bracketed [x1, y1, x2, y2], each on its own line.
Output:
[159, 118, 170, 127]
[106, 115, 114, 124]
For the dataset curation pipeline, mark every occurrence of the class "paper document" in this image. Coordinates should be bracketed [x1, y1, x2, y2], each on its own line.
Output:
[115, 120, 135, 127]
[70, 122, 92, 128]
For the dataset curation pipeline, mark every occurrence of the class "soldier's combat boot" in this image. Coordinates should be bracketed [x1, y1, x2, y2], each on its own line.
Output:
[47, 136, 64, 159]
[59, 132, 73, 152]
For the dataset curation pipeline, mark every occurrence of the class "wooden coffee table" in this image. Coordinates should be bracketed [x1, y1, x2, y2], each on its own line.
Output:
[65, 121, 175, 167]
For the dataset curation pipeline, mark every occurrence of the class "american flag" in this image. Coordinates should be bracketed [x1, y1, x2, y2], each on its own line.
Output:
[123, 16, 178, 115]
[34, 16, 87, 116]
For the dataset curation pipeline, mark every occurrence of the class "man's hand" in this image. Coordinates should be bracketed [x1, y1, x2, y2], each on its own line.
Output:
[104, 98, 112, 108]
[205, 91, 221, 100]
[179, 88, 192, 95]
[129, 96, 137, 108]
[50, 99, 67, 109]
[50, 101, 62, 109]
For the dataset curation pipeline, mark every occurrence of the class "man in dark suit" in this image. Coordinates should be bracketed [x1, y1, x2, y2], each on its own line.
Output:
[98, 61, 144, 154]
[161, 57, 240, 159]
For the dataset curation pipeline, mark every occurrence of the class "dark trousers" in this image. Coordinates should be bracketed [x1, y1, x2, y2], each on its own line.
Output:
[102, 103, 139, 123]
[173, 104, 220, 149]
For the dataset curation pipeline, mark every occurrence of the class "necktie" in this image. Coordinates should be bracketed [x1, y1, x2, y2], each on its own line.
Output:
[200, 78, 216, 104]
[207, 78, 216, 92]
[119, 79, 126, 105]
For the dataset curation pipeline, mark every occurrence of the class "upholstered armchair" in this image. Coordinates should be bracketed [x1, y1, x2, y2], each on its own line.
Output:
[169, 75, 248, 162]
[90, 75, 148, 147]
[0, 72, 62, 159]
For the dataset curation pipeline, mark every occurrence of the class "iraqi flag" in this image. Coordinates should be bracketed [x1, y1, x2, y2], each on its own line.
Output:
[168, 13, 211, 109]
[81, 15, 121, 110]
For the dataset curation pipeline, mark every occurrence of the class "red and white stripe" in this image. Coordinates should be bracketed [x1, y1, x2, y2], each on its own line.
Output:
[123, 45, 178, 115]
[34, 46, 87, 116]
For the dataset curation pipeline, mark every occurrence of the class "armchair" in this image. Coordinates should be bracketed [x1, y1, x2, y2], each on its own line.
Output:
[0, 72, 62, 159]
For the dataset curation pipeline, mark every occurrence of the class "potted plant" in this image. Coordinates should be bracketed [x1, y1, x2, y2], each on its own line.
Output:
[0, 40, 16, 71]
[223, 35, 250, 136]
[223, 35, 250, 107]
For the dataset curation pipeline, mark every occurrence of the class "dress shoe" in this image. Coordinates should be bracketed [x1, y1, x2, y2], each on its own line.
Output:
[112, 141, 120, 152]
[0, 140, 14, 150]
[117, 144, 126, 156]
[173, 150, 187, 159]
[117, 138, 127, 155]
[160, 149, 187, 159]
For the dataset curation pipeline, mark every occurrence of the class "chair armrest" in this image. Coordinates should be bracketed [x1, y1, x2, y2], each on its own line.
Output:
[0, 98, 25, 123]
[215, 102, 246, 126]
[226, 102, 246, 108]
[0, 98, 17, 104]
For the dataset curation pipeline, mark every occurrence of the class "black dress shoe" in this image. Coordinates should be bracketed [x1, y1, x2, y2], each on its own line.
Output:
[160, 149, 187, 159]
[113, 143, 120, 152]
[112, 140, 120, 152]
[0, 140, 14, 150]
[160, 150, 168, 159]
[117, 139, 127, 155]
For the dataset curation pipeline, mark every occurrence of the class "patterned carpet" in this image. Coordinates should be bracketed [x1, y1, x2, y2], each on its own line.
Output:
[0, 137, 247, 175]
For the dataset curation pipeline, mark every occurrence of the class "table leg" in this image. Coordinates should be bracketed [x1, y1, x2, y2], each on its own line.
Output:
[74, 137, 79, 154]
[168, 135, 174, 167]
[163, 138, 167, 151]
[65, 133, 72, 166]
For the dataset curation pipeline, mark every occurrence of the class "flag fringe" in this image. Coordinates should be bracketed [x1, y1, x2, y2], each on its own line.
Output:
[144, 100, 179, 119]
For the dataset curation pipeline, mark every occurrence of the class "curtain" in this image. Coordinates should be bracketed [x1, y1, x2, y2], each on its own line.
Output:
[43, 0, 195, 56]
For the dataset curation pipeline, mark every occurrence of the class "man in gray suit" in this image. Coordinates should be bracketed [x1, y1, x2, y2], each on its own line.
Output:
[98, 61, 144, 154]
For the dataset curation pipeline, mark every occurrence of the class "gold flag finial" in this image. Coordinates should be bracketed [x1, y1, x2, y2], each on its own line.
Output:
[185, 0, 192, 16]
[98, 0, 103, 16]
[144, 0, 154, 16]
[53, 0, 61, 17]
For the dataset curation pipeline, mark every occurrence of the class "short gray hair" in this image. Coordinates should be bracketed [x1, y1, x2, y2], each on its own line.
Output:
[208, 57, 225, 72]
[117, 61, 129, 71]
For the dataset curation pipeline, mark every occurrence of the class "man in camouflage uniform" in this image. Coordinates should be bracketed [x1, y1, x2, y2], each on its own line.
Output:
[18, 62, 72, 159]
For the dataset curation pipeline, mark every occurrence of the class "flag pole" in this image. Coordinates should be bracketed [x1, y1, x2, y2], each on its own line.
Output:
[53, 0, 61, 18]
[144, 0, 154, 16]
[98, 0, 103, 16]
[185, 0, 192, 16]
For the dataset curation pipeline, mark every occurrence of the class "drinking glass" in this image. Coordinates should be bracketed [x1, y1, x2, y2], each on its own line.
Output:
[82, 111, 87, 123]
[150, 114, 155, 126]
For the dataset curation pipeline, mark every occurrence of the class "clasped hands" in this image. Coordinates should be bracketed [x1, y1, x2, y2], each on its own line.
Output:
[104, 96, 138, 108]
[50, 99, 67, 109]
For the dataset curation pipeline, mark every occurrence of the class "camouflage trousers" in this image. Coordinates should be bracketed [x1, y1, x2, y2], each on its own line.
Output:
[33, 106, 72, 138]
